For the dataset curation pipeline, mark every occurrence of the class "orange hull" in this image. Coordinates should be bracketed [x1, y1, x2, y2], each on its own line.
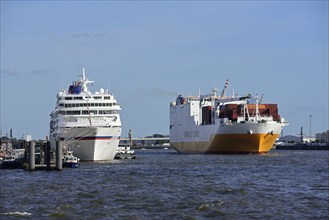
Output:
[171, 133, 279, 154]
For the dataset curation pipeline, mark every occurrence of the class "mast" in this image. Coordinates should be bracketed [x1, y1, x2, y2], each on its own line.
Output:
[255, 95, 260, 121]
[82, 68, 86, 81]
[220, 79, 229, 98]
[309, 114, 312, 137]
[80, 68, 94, 93]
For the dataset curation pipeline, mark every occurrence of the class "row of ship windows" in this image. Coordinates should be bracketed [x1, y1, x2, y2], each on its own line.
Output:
[62, 96, 111, 100]
[58, 110, 119, 115]
[59, 103, 116, 107]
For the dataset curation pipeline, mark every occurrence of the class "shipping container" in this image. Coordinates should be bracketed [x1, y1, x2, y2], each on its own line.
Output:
[202, 106, 213, 125]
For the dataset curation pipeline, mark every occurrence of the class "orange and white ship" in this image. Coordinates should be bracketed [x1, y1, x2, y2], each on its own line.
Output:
[169, 80, 288, 154]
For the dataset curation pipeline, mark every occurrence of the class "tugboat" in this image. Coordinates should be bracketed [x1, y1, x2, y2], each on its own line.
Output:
[62, 149, 80, 168]
[1, 155, 20, 169]
[0, 149, 25, 169]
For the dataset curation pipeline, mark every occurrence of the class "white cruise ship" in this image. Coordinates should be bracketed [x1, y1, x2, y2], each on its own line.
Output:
[50, 68, 122, 161]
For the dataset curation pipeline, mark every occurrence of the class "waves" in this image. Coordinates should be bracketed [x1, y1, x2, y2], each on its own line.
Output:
[1, 149, 328, 219]
[1, 212, 32, 217]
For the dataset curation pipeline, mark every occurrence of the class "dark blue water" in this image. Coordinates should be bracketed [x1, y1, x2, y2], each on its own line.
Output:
[1, 149, 328, 219]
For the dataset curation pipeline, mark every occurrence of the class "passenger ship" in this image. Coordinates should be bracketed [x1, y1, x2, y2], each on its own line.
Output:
[50, 68, 121, 161]
[169, 80, 288, 154]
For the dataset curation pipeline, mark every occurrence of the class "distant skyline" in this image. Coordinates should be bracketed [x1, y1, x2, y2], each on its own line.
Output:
[1, 1, 328, 139]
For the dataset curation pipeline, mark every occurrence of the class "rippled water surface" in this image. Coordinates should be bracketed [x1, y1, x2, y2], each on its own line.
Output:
[1, 149, 328, 219]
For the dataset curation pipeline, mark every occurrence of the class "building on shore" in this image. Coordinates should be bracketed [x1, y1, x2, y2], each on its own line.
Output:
[315, 130, 329, 144]
[279, 130, 328, 144]
[1, 139, 12, 151]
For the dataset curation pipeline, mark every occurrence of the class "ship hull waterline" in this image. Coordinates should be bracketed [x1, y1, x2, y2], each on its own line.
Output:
[171, 133, 279, 154]
[170, 122, 283, 154]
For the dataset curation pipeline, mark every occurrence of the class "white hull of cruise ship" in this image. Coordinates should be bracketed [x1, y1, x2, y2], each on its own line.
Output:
[59, 127, 121, 161]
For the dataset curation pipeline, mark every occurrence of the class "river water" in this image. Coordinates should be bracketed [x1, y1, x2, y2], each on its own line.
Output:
[1, 149, 328, 219]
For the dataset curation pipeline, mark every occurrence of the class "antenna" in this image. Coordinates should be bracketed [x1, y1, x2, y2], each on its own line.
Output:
[309, 114, 312, 136]
[211, 85, 218, 97]
[260, 94, 264, 104]
[82, 67, 86, 81]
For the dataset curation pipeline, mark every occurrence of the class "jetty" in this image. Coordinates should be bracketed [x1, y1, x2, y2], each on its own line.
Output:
[119, 136, 170, 149]
[1, 141, 64, 171]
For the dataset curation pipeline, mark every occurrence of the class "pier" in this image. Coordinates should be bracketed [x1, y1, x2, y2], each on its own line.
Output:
[1, 140, 64, 171]
[29, 140, 63, 171]
[119, 137, 170, 149]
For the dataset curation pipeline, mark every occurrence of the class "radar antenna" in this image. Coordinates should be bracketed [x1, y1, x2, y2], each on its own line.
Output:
[80, 68, 94, 93]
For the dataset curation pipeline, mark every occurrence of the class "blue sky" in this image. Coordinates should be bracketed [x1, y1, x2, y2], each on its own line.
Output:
[1, 1, 328, 139]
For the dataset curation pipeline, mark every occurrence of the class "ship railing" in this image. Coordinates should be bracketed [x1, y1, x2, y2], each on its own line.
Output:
[59, 122, 113, 128]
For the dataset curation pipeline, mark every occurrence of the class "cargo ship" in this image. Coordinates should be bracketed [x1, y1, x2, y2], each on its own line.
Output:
[49, 68, 122, 161]
[169, 80, 288, 154]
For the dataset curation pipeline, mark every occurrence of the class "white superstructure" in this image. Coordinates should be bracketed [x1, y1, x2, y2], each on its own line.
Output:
[50, 68, 122, 161]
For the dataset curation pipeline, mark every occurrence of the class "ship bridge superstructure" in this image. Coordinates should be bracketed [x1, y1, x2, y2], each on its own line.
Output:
[171, 80, 285, 127]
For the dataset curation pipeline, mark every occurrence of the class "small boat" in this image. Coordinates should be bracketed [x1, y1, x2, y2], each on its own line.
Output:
[62, 150, 80, 168]
[114, 146, 136, 159]
[1, 155, 21, 169]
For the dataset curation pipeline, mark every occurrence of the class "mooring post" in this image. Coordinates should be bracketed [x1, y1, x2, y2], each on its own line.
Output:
[128, 129, 132, 151]
[55, 140, 63, 170]
[46, 141, 51, 170]
[28, 141, 35, 170]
